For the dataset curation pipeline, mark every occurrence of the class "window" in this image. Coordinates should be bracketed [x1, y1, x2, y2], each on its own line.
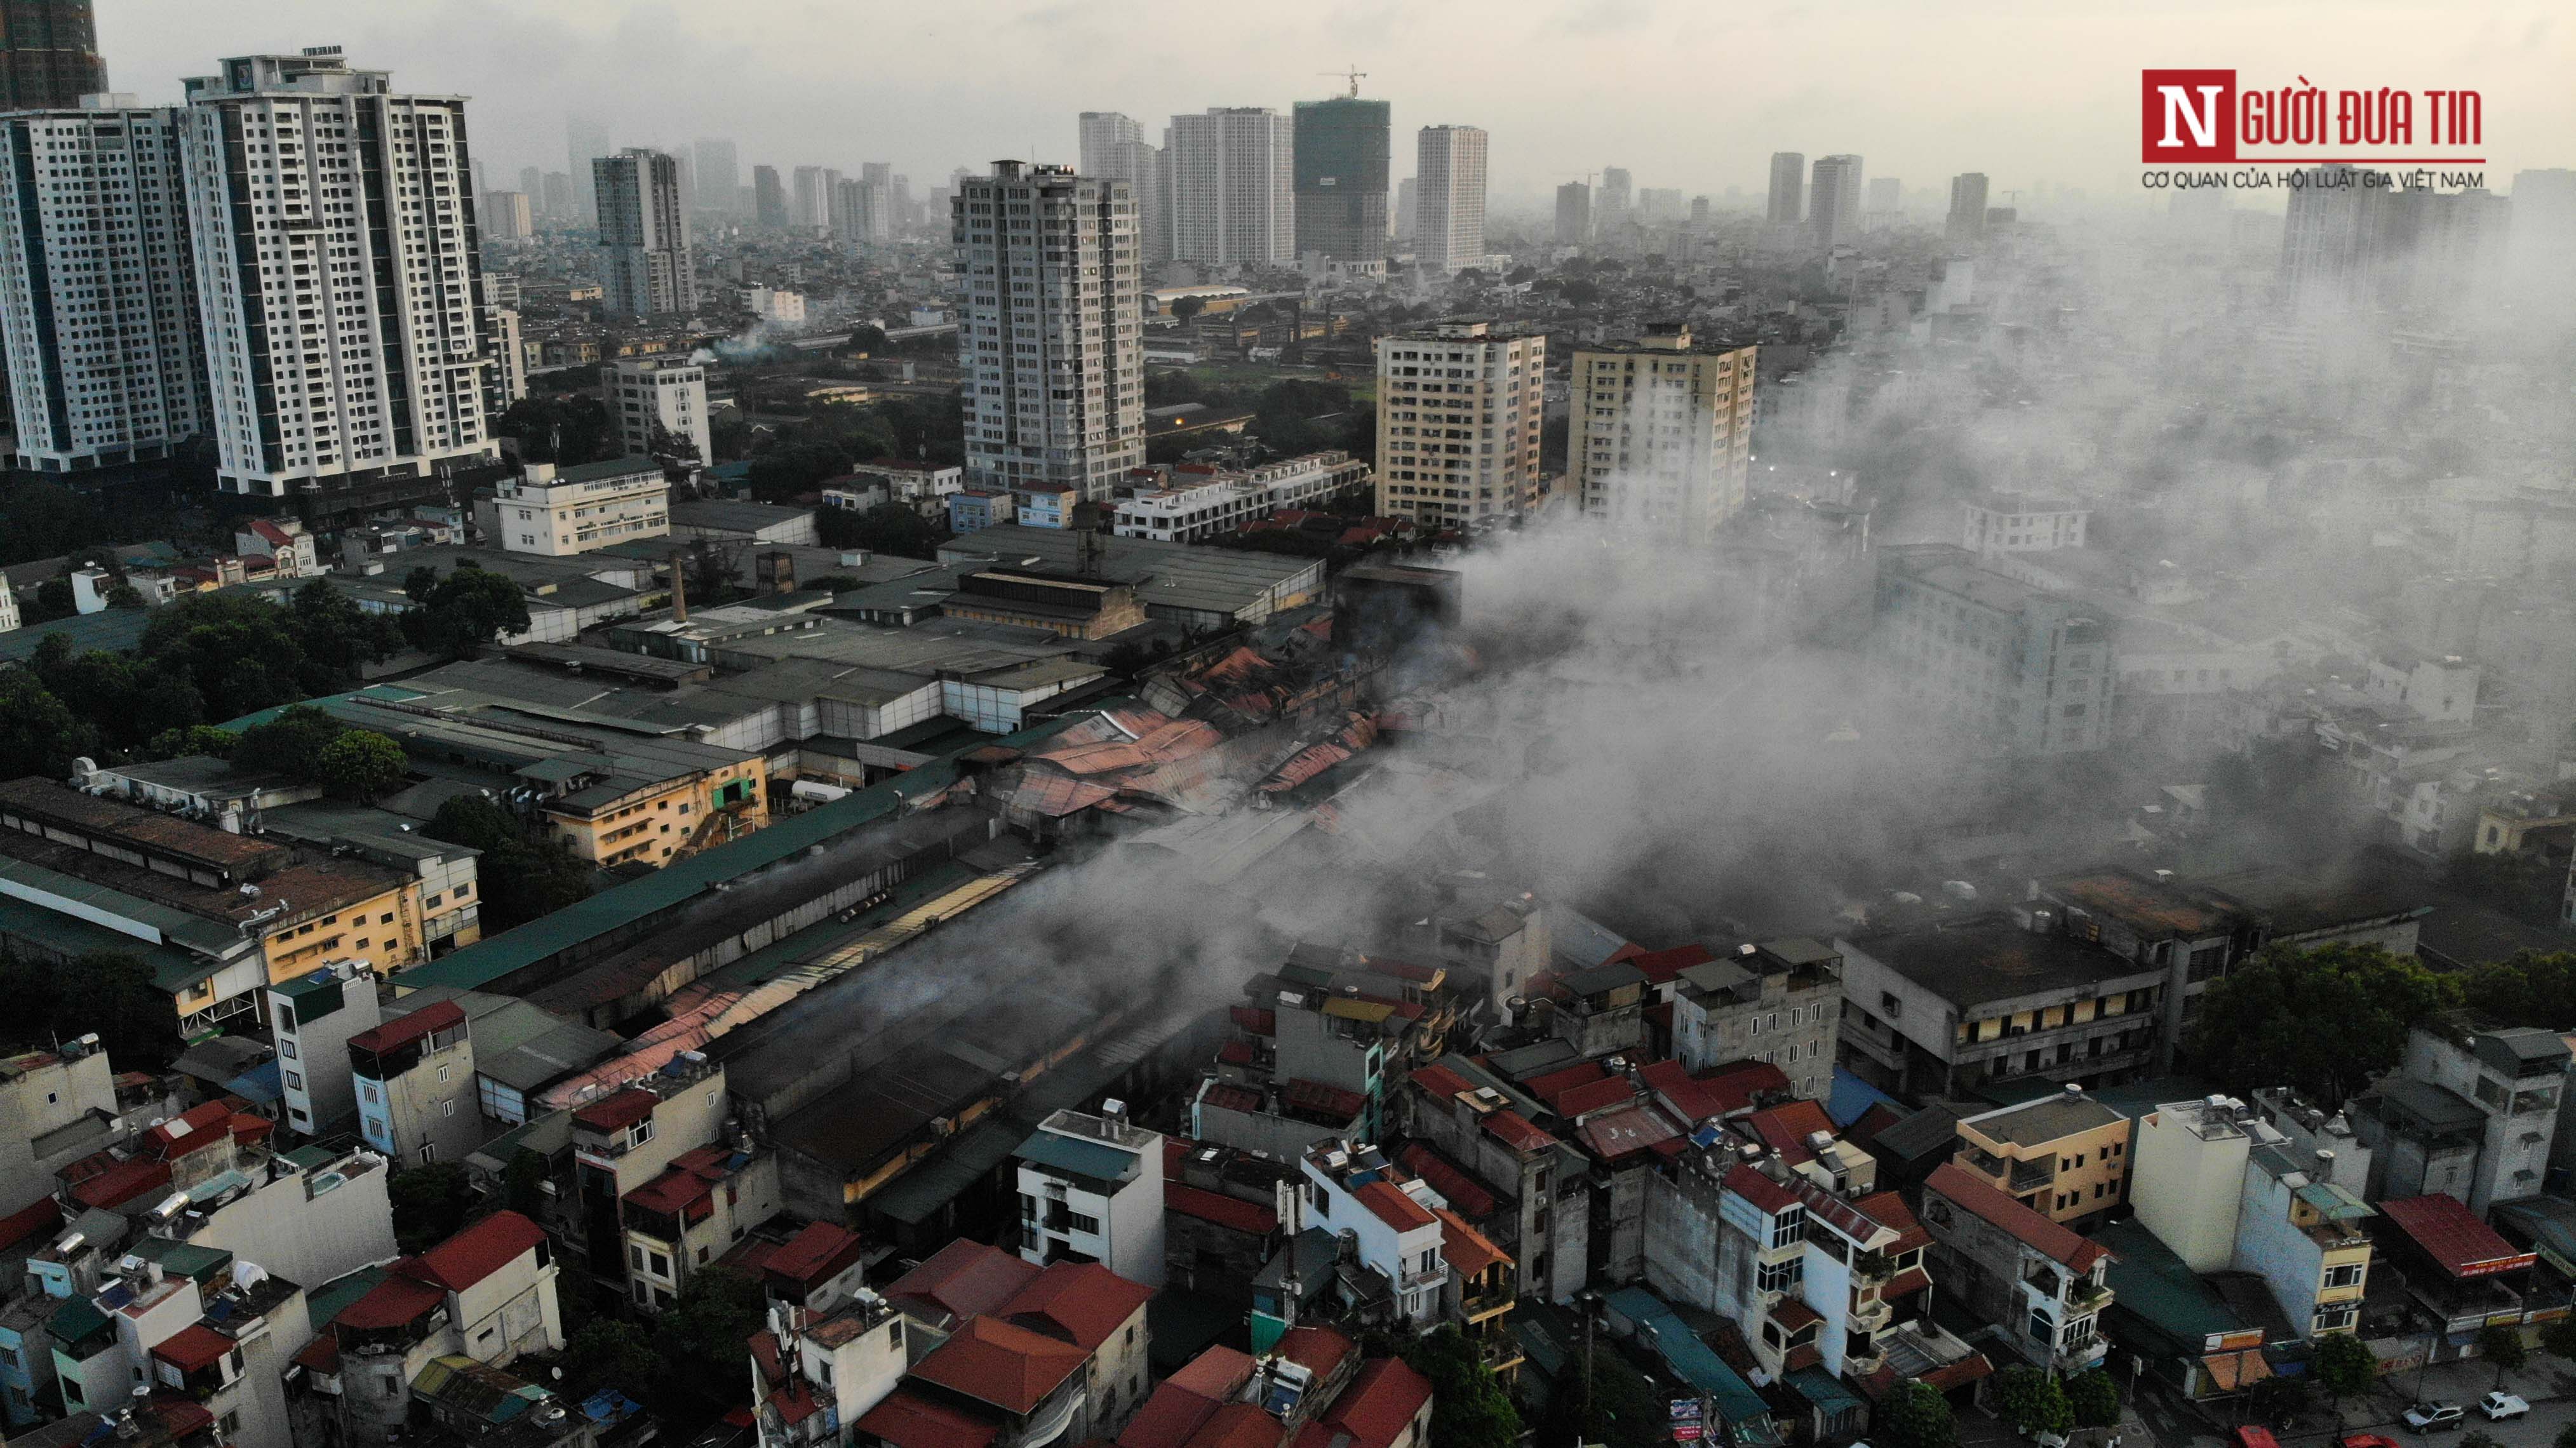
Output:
[2028, 1308, 2055, 1344]
[2323, 1263, 2365, 1289]
[1756, 1257, 1801, 1294]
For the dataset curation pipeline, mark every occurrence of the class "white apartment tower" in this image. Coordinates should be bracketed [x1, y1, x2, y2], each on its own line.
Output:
[594, 148, 695, 318]
[1078, 111, 1164, 264]
[0, 97, 211, 472]
[1414, 124, 1488, 276]
[178, 47, 497, 497]
[1573, 324, 1759, 540]
[602, 355, 709, 462]
[1809, 154, 1864, 249]
[953, 160, 1144, 498]
[1166, 107, 1292, 267]
[1372, 321, 1545, 526]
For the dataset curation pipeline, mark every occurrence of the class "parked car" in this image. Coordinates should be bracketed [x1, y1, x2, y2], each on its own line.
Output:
[2344, 1435, 2403, 1448]
[2234, 1429, 2281, 1448]
[2477, 1393, 2529, 1421]
[2404, 1403, 2466, 1433]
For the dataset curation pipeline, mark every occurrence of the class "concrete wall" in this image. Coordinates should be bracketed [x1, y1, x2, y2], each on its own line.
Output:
[193, 1156, 398, 1292]
[2129, 1106, 2247, 1273]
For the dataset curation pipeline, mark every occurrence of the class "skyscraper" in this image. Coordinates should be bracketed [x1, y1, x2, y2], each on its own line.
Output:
[0, 98, 208, 472]
[1808, 154, 1863, 248]
[1080, 112, 1165, 264]
[2280, 164, 2389, 300]
[1555, 181, 1592, 244]
[1947, 173, 1989, 246]
[752, 165, 788, 229]
[567, 115, 611, 227]
[1597, 167, 1632, 231]
[1766, 152, 1804, 224]
[180, 48, 496, 497]
[482, 189, 533, 239]
[1167, 108, 1293, 266]
[953, 161, 1143, 497]
[694, 138, 739, 214]
[791, 164, 836, 231]
[1392, 177, 1417, 241]
[518, 164, 543, 208]
[1291, 96, 1390, 263]
[594, 149, 696, 318]
[0, 0, 105, 110]
[1414, 125, 1487, 276]
[541, 171, 572, 221]
[1573, 324, 1758, 542]
[1372, 321, 1544, 525]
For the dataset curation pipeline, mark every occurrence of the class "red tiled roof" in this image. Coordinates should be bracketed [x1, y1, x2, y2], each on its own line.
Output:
[399, 1210, 545, 1294]
[1924, 1162, 2112, 1273]
[1523, 1062, 1607, 1103]
[1353, 1179, 1435, 1233]
[1230, 1006, 1277, 1036]
[337, 1274, 448, 1330]
[1883, 1266, 1933, 1299]
[573, 1088, 658, 1132]
[1855, 1191, 1933, 1253]
[1783, 1343, 1823, 1373]
[1199, 1083, 1261, 1116]
[911, 1315, 1087, 1414]
[1167, 1184, 1278, 1236]
[141, 1101, 235, 1160]
[1000, 1261, 1155, 1351]
[147, 1399, 214, 1438]
[1322, 1358, 1433, 1448]
[1283, 1079, 1366, 1123]
[1844, 1102, 1909, 1153]
[765, 1221, 868, 1290]
[1432, 1208, 1510, 1278]
[348, 1000, 466, 1056]
[1694, 1060, 1793, 1113]
[855, 1391, 1001, 1448]
[1407, 1063, 1473, 1100]
[0, 1195, 60, 1253]
[2380, 1193, 2539, 1278]
[229, 1113, 272, 1148]
[293, 1332, 342, 1374]
[1121, 1384, 1224, 1448]
[626, 1165, 718, 1220]
[70, 1156, 171, 1210]
[1479, 1109, 1555, 1153]
[1770, 1297, 1825, 1333]
[1576, 1104, 1684, 1162]
[1218, 1042, 1256, 1067]
[888, 1241, 1044, 1326]
[1745, 1100, 1837, 1165]
[1274, 1324, 1354, 1381]
[151, 1324, 232, 1373]
[1552, 1076, 1638, 1120]
[1397, 1143, 1496, 1219]
[1724, 1163, 1804, 1216]
[1183, 1402, 1285, 1448]
[1628, 944, 1717, 985]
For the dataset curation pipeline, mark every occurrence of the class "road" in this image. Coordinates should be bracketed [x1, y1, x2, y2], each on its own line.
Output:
[1957, 1358, 2576, 1448]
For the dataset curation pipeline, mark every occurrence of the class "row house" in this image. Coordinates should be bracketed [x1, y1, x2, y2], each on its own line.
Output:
[1401, 1062, 1588, 1304]
[1114, 1332, 1432, 1448]
[1920, 1162, 2116, 1374]
[1297, 1143, 1449, 1330]
[2130, 1095, 2376, 1342]
[1950, 1090, 2133, 1226]
[624, 1142, 782, 1311]
[1671, 939, 1845, 1101]
[567, 1056, 734, 1286]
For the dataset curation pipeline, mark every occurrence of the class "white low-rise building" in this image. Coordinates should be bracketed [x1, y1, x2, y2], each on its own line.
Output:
[490, 457, 669, 556]
[1113, 450, 1372, 543]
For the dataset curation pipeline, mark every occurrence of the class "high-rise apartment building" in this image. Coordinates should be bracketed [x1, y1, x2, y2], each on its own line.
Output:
[1808, 154, 1863, 248]
[482, 189, 533, 239]
[1873, 544, 2113, 756]
[693, 138, 738, 214]
[1947, 172, 1989, 245]
[1166, 107, 1292, 267]
[1414, 125, 1487, 276]
[0, 0, 105, 110]
[1079, 112, 1165, 264]
[1372, 321, 1545, 526]
[1767, 151, 1805, 224]
[594, 149, 695, 318]
[518, 164, 542, 209]
[178, 46, 497, 497]
[540, 171, 572, 222]
[953, 161, 1143, 497]
[1291, 96, 1390, 263]
[1571, 323, 1758, 542]
[1865, 176, 1902, 220]
[1555, 180, 1592, 244]
[2281, 164, 2384, 299]
[0, 98, 210, 472]
[1597, 166, 1632, 231]
[602, 356, 709, 462]
[752, 164, 787, 229]
[791, 164, 836, 231]
[1392, 175, 1417, 241]
[566, 115, 610, 226]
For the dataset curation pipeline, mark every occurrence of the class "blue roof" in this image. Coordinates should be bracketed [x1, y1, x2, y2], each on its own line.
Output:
[1014, 1128, 1143, 1185]
[1828, 1066, 1903, 1127]
[1602, 1287, 1771, 1428]
[1787, 1365, 1865, 1414]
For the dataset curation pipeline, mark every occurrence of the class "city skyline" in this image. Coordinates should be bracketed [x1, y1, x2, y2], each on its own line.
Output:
[85, 0, 2576, 210]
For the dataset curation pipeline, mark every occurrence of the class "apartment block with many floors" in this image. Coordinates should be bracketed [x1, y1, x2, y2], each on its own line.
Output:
[1572, 325, 1756, 542]
[1372, 322, 1543, 527]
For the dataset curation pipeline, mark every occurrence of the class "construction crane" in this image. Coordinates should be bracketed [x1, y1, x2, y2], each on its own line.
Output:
[1318, 66, 1367, 99]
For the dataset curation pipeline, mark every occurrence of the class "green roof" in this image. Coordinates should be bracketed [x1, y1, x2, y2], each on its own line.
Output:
[305, 1266, 389, 1331]
[0, 891, 230, 993]
[1014, 1129, 1143, 1186]
[48, 1296, 109, 1344]
[394, 711, 1087, 995]
[2096, 1217, 2249, 1355]
[130, 1238, 234, 1282]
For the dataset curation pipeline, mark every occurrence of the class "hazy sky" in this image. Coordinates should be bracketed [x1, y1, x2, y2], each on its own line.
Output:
[98, 0, 2574, 208]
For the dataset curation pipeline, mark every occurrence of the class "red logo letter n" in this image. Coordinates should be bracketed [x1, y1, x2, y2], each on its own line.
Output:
[2141, 69, 2234, 162]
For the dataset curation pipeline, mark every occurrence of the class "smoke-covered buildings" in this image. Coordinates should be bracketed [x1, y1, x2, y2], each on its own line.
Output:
[1871, 544, 2114, 756]
[1571, 325, 1758, 542]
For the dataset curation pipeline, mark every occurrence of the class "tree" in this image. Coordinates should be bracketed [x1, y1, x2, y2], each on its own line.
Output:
[1395, 1327, 1519, 1448]
[2311, 1331, 2378, 1408]
[2540, 1315, 2576, 1365]
[1874, 1381, 1955, 1448]
[1545, 1339, 1666, 1448]
[145, 725, 239, 762]
[2066, 1369, 2121, 1430]
[1992, 1367, 2073, 1439]
[2554, 1424, 2576, 1448]
[2462, 953, 2576, 1033]
[0, 479, 112, 568]
[51, 950, 179, 1068]
[2183, 943, 2460, 1105]
[817, 501, 943, 560]
[401, 562, 530, 660]
[654, 1266, 767, 1404]
[232, 704, 345, 782]
[744, 440, 852, 500]
[388, 1163, 475, 1253]
[315, 730, 408, 801]
[0, 671, 98, 780]
[498, 394, 615, 465]
[561, 1320, 659, 1398]
[502, 1148, 548, 1219]
[1169, 295, 1207, 323]
[2243, 1374, 2312, 1430]
[288, 579, 401, 681]
[424, 796, 594, 933]
[2478, 1322, 2526, 1387]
